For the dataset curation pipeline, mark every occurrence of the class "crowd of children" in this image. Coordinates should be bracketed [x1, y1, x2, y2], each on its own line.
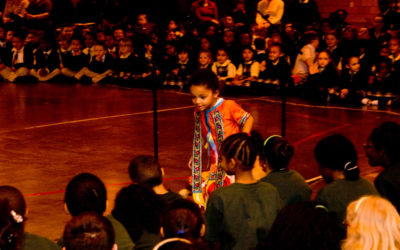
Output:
[1, 120, 400, 250]
[0, 2, 398, 105]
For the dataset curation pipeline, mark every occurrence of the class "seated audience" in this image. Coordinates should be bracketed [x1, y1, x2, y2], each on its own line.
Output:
[259, 135, 311, 207]
[63, 212, 117, 250]
[205, 133, 281, 250]
[129, 155, 182, 204]
[63, 172, 135, 250]
[365, 121, 400, 212]
[314, 134, 378, 236]
[0, 185, 59, 250]
[342, 195, 400, 250]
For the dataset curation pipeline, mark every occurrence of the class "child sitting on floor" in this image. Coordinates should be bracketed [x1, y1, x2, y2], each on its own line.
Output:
[211, 48, 236, 85]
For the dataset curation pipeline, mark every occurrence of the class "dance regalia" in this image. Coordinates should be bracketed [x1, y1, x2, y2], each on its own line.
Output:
[192, 98, 250, 207]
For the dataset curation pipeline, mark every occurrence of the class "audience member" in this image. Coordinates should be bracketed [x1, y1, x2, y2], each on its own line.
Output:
[211, 48, 236, 85]
[112, 184, 165, 250]
[314, 134, 378, 236]
[63, 212, 117, 250]
[365, 121, 400, 212]
[129, 155, 182, 204]
[0, 185, 59, 250]
[261, 201, 340, 250]
[259, 135, 311, 207]
[342, 195, 400, 250]
[205, 133, 281, 250]
[63, 173, 135, 250]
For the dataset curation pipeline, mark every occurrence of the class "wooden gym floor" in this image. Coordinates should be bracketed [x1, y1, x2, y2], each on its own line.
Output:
[0, 82, 399, 241]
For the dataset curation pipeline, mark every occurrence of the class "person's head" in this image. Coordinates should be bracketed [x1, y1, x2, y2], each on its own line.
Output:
[325, 32, 339, 49]
[96, 29, 105, 43]
[189, 69, 219, 111]
[357, 27, 371, 40]
[118, 38, 133, 55]
[0, 186, 26, 218]
[198, 50, 212, 66]
[199, 37, 211, 51]
[178, 48, 189, 62]
[216, 48, 229, 64]
[268, 43, 283, 62]
[314, 134, 360, 183]
[239, 32, 251, 47]
[220, 133, 258, 175]
[61, 26, 75, 41]
[264, 201, 340, 250]
[302, 31, 319, 48]
[84, 32, 95, 49]
[129, 155, 162, 189]
[64, 173, 107, 217]
[112, 184, 165, 242]
[39, 36, 54, 51]
[70, 37, 83, 53]
[165, 43, 176, 56]
[365, 121, 400, 167]
[104, 32, 115, 49]
[389, 37, 400, 56]
[254, 38, 265, 51]
[0, 199, 24, 250]
[113, 28, 125, 41]
[263, 135, 294, 171]
[242, 47, 254, 62]
[12, 34, 24, 50]
[63, 212, 116, 250]
[58, 34, 70, 51]
[346, 56, 360, 73]
[161, 199, 204, 241]
[168, 20, 178, 31]
[222, 15, 234, 28]
[223, 30, 235, 45]
[137, 14, 148, 26]
[93, 43, 107, 59]
[317, 50, 332, 68]
[6, 30, 15, 43]
[343, 196, 400, 250]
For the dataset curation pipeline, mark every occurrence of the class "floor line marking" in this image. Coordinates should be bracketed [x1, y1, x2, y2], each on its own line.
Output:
[0, 105, 194, 133]
[292, 123, 351, 146]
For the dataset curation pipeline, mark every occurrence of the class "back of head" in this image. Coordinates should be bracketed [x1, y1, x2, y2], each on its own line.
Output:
[0, 186, 26, 216]
[220, 132, 258, 171]
[129, 155, 162, 189]
[111, 184, 165, 242]
[263, 135, 294, 171]
[314, 134, 359, 181]
[162, 199, 203, 241]
[369, 121, 400, 165]
[343, 196, 400, 250]
[188, 69, 219, 92]
[63, 212, 115, 250]
[0, 199, 24, 250]
[264, 201, 340, 250]
[65, 173, 107, 217]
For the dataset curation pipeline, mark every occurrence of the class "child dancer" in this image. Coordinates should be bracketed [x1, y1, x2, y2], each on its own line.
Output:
[205, 133, 281, 249]
[189, 69, 254, 207]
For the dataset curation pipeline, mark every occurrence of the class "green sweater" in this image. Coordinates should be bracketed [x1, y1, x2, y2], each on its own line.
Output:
[21, 232, 59, 250]
[205, 182, 281, 250]
[260, 170, 311, 207]
[315, 177, 378, 225]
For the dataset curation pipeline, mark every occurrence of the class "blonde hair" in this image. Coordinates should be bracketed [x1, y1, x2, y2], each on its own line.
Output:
[342, 196, 400, 250]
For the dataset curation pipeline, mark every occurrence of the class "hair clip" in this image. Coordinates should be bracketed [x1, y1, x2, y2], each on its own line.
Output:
[84, 232, 99, 238]
[10, 210, 23, 224]
[177, 229, 185, 236]
[315, 204, 328, 212]
[344, 161, 358, 171]
[91, 188, 99, 198]
[264, 135, 282, 147]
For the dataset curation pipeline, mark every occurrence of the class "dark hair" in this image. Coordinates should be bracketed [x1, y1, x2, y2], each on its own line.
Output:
[161, 199, 203, 241]
[369, 121, 400, 164]
[302, 31, 319, 45]
[0, 199, 24, 250]
[0, 186, 26, 216]
[220, 133, 258, 171]
[263, 136, 294, 171]
[269, 43, 283, 51]
[262, 201, 340, 250]
[112, 184, 165, 242]
[64, 173, 107, 216]
[188, 69, 219, 92]
[254, 38, 265, 50]
[93, 42, 106, 49]
[63, 212, 115, 250]
[314, 134, 359, 181]
[129, 155, 162, 189]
